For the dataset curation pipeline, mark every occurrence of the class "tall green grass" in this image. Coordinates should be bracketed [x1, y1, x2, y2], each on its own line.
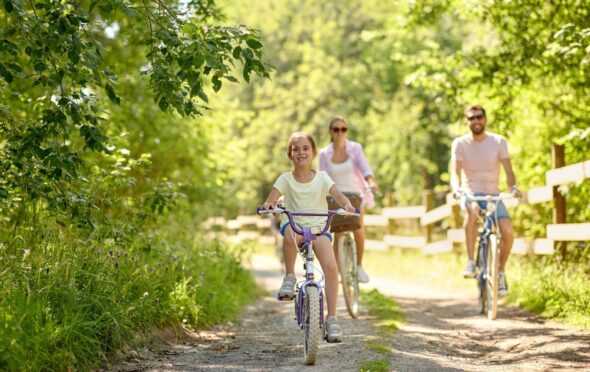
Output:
[509, 257, 590, 329]
[0, 212, 259, 371]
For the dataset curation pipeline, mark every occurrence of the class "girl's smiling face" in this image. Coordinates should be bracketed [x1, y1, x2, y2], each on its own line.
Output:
[289, 136, 315, 167]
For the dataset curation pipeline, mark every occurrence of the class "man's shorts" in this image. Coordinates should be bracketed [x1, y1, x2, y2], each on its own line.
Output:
[280, 222, 333, 242]
[460, 192, 511, 220]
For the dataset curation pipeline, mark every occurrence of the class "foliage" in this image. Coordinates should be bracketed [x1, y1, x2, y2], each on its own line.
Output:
[0, 0, 269, 222]
[359, 358, 390, 372]
[508, 256, 590, 329]
[0, 0, 269, 369]
[211, 0, 589, 260]
[0, 207, 259, 370]
[358, 288, 403, 372]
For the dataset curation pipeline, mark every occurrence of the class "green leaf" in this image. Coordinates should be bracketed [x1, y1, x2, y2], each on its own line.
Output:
[0, 64, 13, 83]
[122, 6, 135, 17]
[245, 38, 262, 50]
[196, 89, 208, 103]
[212, 75, 222, 92]
[105, 84, 120, 104]
[4, 63, 22, 72]
[4, 0, 13, 13]
[232, 46, 242, 59]
[242, 60, 251, 83]
[34, 62, 46, 72]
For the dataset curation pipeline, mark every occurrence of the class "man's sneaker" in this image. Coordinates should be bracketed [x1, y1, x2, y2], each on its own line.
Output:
[325, 317, 342, 343]
[277, 275, 296, 300]
[498, 272, 509, 297]
[463, 260, 476, 278]
[357, 266, 370, 284]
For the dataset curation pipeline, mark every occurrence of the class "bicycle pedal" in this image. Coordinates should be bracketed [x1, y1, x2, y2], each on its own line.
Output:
[277, 294, 294, 301]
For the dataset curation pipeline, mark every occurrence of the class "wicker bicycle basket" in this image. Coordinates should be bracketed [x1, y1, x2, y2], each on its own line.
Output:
[326, 193, 362, 233]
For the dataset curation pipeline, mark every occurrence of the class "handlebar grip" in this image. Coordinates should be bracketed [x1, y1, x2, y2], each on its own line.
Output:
[257, 206, 286, 215]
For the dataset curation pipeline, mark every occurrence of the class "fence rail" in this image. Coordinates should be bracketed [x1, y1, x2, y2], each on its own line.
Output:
[205, 146, 589, 255]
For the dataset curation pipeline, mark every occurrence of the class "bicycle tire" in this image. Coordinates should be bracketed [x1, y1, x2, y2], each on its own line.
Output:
[338, 233, 360, 318]
[476, 240, 486, 315]
[485, 234, 499, 320]
[303, 286, 320, 365]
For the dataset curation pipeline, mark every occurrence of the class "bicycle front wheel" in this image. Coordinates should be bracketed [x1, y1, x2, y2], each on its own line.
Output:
[476, 244, 486, 315]
[303, 286, 320, 365]
[485, 234, 500, 320]
[338, 233, 359, 318]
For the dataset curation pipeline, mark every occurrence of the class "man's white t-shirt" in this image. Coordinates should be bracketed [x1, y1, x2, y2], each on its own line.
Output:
[451, 132, 509, 195]
[273, 170, 334, 230]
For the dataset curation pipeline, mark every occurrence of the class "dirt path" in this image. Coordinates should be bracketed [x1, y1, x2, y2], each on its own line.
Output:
[109, 254, 590, 371]
[369, 275, 590, 371]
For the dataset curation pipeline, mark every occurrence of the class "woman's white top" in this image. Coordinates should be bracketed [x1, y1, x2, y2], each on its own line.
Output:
[328, 158, 361, 193]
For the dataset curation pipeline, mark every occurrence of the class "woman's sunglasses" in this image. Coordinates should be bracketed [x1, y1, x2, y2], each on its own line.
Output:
[331, 127, 348, 133]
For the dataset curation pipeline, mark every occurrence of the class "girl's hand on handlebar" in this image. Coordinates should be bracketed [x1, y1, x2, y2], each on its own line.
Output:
[343, 202, 356, 215]
[261, 202, 274, 211]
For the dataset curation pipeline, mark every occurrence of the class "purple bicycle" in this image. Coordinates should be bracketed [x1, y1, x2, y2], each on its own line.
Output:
[257, 206, 359, 365]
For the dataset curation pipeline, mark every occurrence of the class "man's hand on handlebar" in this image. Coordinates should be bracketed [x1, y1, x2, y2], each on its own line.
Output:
[511, 185, 523, 198]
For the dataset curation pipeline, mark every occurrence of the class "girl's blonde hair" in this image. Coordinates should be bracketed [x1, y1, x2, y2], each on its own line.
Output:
[287, 131, 318, 159]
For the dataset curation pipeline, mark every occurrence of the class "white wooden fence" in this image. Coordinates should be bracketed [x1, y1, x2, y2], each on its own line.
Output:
[205, 150, 590, 255]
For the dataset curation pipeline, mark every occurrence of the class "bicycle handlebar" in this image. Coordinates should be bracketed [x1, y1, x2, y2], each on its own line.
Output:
[455, 190, 518, 202]
[256, 207, 360, 237]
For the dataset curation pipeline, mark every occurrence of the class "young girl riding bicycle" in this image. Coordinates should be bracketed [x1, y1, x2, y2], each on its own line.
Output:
[260, 131, 355, 343]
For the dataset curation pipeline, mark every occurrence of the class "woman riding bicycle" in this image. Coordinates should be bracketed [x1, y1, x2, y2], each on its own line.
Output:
[319, 116, 379, 283]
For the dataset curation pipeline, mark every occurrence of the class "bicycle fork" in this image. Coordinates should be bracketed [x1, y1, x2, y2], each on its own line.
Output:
[295, 241, 324, 329]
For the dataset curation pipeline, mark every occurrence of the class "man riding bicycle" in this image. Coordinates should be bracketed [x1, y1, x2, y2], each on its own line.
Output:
[451, 105, 521, 296]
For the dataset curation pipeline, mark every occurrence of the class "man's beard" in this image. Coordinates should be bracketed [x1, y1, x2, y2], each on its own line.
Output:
[470, 125, 484, 135]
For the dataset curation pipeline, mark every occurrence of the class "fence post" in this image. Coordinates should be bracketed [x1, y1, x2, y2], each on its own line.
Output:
[386, 192, 396, 235]
[552, 143, 567, 259]
[422, 189, 433, 243]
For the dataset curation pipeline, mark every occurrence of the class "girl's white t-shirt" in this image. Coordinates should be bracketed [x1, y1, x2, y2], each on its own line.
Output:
[273, 170, 334, 230]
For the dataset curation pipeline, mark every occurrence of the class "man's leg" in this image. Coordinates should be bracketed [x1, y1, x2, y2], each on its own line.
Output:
[497, 219, 514, 272]
[464, 208, 479, 260]
[462, 206, 479, 277]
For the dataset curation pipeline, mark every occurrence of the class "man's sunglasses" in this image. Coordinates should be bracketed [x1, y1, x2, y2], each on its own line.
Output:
[466, 114, 485, 121]
[331, 127, 348, 133]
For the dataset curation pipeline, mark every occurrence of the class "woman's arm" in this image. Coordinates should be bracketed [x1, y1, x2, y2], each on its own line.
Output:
[351, 142, 374, 179]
